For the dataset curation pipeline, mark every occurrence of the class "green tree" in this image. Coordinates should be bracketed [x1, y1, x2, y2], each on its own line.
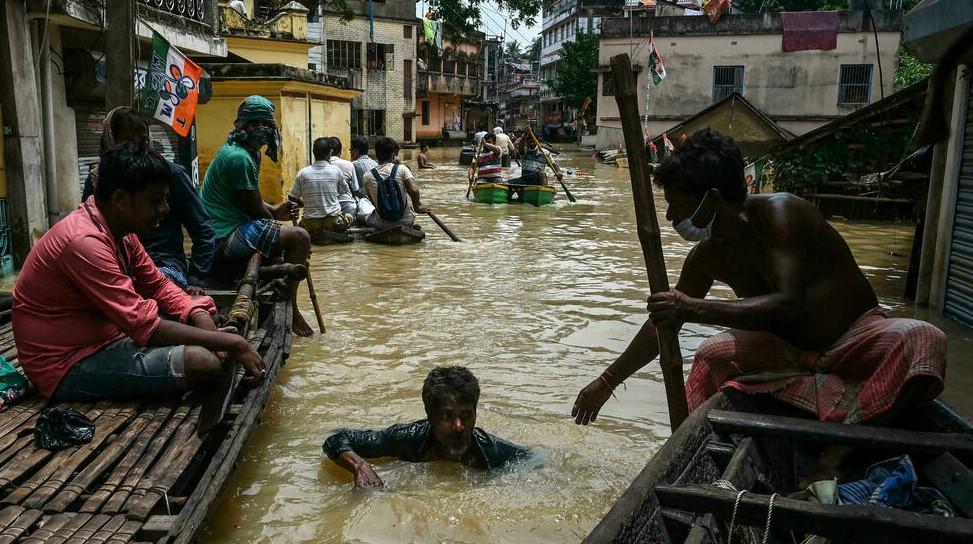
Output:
[547, 31, 598, 107]
[426, 0, 543, 39]
[895, 46, 933, 88]
[504, 40, 525, 63]
[528, 37, 542, 62]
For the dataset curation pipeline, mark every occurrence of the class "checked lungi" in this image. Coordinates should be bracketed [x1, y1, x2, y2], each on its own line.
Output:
[686, 308, 947, 423]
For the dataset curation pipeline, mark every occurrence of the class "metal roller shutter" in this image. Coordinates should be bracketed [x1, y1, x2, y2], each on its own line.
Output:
[944, 76, 973, 326]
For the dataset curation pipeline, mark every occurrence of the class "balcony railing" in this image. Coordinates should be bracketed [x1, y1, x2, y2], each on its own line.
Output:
[141, 0, 208, 24]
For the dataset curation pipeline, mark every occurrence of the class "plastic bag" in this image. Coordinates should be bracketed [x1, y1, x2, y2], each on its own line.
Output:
[34, 406, 95, 451]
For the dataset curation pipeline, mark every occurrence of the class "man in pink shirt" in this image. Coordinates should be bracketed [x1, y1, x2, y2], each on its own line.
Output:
[13, 142, 264, 400]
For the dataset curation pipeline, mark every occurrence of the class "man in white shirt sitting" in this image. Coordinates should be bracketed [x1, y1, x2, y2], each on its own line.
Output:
[290, 138, 354, 243]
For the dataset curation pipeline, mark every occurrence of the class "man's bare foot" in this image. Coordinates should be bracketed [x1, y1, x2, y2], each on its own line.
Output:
[293, 311, 314, 337]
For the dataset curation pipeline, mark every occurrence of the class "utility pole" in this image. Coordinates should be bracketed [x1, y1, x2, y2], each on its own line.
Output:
[105, 0, 136, 109]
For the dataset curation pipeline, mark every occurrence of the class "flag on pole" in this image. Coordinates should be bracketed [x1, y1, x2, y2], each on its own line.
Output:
[647, 33, 666, 86]
[662, 132, 675, 154]
[140, 31, 203, 137]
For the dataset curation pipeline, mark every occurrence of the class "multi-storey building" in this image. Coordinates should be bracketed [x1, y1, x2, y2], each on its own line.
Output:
[0, 0, 226, 269]
[500, 61, 541, 130]
[414, 33, 482, 143]
[309, 0, 419, 144]
[594, 11, 902, 148]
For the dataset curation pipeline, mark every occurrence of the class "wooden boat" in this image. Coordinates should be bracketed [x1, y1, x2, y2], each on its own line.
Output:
[0, 260, 292, 542]
[348, 225, 425, 245]
[473, 183, 557, 207]
[587, 392, 973, 543]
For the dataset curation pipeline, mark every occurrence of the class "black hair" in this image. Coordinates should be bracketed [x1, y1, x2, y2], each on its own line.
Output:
[653, 128, 746, 202]
[422, 366, 480, 417]
[313, 137, 332, 161]
[95, 141, 172, 202]
[420, 143, 429, 151]
[101, 107, 149, 154]
[375, 136, 399, 163]
[483, 133, 496, 144]
[350, 136, 369, 156]
[329, 136, 343, 155]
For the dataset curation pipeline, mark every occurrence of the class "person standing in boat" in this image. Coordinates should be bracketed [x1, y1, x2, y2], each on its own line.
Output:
[13, 142, 265, 401]
[508, 138, 550, 187]
[289, 138, 355, 241]
[362, 136, 430, 230]
[572, 129, 946, 427]
[199, 95, 314, 337]
[471, 133, 504, 185]
[494, 127, 517, 166]
[323, 366, 531, 488]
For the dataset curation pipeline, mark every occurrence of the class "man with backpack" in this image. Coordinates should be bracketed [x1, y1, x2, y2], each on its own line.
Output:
[362, 137, 430, 230]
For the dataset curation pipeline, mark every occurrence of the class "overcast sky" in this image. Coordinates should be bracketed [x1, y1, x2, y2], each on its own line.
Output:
[415, 1, 542, 48]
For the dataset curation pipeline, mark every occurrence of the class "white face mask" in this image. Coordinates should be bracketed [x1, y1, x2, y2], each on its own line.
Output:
[673, 193, 716, 242]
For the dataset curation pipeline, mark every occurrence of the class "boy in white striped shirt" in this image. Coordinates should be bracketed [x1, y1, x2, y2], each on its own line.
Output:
[290, 138, 355, 241]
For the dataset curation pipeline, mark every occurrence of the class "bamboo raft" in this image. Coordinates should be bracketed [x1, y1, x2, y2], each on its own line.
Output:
[308, 225, 426, 246]
[586, 392, 973, 543]
[0, 259, 292, 542]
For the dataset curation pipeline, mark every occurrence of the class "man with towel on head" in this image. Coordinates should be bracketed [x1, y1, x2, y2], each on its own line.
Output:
[200, 95, 315, 336]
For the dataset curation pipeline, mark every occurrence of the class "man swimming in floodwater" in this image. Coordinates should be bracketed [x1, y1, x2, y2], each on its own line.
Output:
[323, 366, 530, 488]
[573, 128, 946, 428]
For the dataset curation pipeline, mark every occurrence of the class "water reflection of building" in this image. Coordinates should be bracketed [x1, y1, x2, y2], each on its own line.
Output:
[595, 11, 902, 150]
[414, 33, 482, 144]
[0, 0, 225, 270]
[902, 0, 973, 329]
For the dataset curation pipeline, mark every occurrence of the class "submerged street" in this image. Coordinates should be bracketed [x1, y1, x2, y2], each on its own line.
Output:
[201, 147, 973, 543]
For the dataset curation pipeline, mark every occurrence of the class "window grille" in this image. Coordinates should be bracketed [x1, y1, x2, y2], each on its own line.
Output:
[712, 66, 744, 102]
[838, 64, 873, 106]
[327, 40, 361, 70]
[367, 43, 393, 71]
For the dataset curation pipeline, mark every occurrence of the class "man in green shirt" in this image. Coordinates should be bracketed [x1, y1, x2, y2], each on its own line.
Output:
[201, 95, 314, 336]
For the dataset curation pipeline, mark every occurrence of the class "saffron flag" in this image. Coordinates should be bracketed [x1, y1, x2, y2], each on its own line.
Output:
[647, 34, 666, 86]
[702, 0, 731, 24]
[140, 31, 203, 137]
[663, 132, 675, 154]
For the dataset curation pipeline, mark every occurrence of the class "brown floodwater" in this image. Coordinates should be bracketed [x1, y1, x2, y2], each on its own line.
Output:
[202, 147, 973, 543]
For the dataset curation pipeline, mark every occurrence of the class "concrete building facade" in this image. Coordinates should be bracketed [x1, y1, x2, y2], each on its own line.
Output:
[310, 0, 418, 145]
[414, 36, 481, 143]
[594, 11, 902, 149]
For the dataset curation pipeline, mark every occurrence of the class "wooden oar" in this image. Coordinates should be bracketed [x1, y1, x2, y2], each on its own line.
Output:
[526, 126, 576, 203]
[465, 139, 484, 200]
[611, 53, 688, 431]
[292, 217, 326, 334]
[426, 211, 462, 242]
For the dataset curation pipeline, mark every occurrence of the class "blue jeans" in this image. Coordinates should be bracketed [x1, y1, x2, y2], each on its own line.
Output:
[52, 338, 187, 401]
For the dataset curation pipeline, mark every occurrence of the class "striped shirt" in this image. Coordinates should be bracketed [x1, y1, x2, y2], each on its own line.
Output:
[289, 161, 350, 219]
[475, 150, 503, 184]
[522, 148, 548, 174]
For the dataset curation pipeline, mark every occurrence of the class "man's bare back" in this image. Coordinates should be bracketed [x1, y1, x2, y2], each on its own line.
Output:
[677, 192, 878, 351]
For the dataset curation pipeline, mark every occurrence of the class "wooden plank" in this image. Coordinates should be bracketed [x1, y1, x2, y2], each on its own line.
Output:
[918, 453, 973, 518]
[684, 438, 762, 544]
[20, 512, 73, 543]
[0, 508, 42, 544]
[655, 485, 973, 543]
[104, 520, 141, 544]
[44, 406, 164, 513]
[166, 302, 291, 544]
[707, 410, 973, 454]
[94, 406, 188, 514]
[5, 404, 137, 506]
[138, 515, 175, 540]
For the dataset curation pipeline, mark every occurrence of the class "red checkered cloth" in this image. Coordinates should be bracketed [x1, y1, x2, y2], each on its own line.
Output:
[686, 308, 947, 423]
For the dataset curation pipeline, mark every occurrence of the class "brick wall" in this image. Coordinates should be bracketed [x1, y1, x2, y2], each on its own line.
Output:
[320, 16, 418, 143]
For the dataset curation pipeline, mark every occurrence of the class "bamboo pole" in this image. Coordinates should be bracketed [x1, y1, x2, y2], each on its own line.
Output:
[292, 220, 326, 334]
[611, 54, 689, 431]
[465, 139, 485, 200]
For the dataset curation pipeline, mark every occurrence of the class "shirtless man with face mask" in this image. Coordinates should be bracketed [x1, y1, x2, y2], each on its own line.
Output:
[572, 129, 946, 430]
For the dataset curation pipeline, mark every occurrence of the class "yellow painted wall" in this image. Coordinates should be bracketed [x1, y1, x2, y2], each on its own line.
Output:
[197, 80, 358, 203]
[0, 102, 6, 198]
[226, 37, 311, 69]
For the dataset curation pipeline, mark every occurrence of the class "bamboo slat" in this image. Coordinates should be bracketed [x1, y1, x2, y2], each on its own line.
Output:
[61, 513, 111, 544]
[123, 407, 203, 520]
[20, 512, 73, 543]
[4, 404, 137, 506]
[93, 405, 189, 514]
[43, 406, 165, 513]
[104, 520, 141, 544]
[83, 514, 127, 544]
[0, 508, 42, 544]
[0, 507, 25, 531]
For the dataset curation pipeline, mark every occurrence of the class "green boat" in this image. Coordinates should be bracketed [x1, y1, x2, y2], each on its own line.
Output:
[473, 183, 557, 206]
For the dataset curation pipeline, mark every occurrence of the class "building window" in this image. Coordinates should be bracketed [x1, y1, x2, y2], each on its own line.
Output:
[367, 43, 393, 70]
[404, 25, 412, 39]
[404, 117, 413, 142]
[601, 73, 614, 96]
[404, 59, 413, 98]
[712, 65, 744, 102]
[308, 62, 316, 71]
[422, 101, 430, 125]
[365, 110, 386, 136]
[327, 40, 361, 70]
[838, 64, 873, 106]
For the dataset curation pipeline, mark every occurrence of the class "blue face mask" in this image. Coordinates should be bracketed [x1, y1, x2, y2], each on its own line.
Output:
[250, 125, 280, 162]
[674, 193, 716, 242]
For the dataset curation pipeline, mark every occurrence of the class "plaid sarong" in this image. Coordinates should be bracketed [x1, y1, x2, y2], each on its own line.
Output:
[216, 218, 282, 262]
[686, 308, 946, 423]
